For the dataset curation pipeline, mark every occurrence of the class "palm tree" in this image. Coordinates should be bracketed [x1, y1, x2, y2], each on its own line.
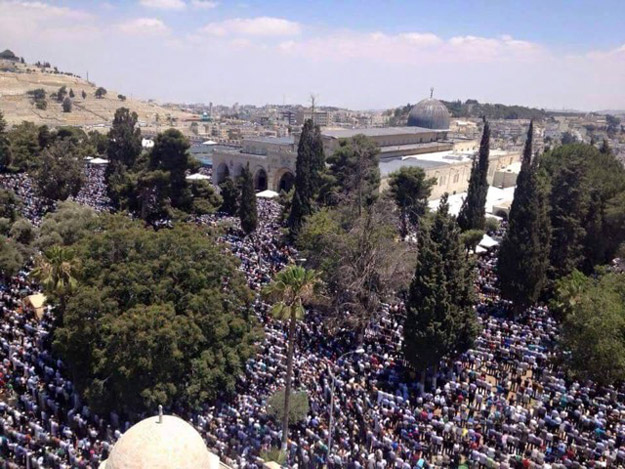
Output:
[262, 265, 318, 453]
[31, 246, 80, 324]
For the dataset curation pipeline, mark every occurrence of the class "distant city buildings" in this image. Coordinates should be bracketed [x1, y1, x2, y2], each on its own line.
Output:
[211, 96, 522, 198]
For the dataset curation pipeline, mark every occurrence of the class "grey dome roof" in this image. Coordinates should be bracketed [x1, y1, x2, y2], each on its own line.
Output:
[407, 98, 450, 130]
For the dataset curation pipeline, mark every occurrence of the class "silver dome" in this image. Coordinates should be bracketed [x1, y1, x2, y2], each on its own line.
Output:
[407, 98, 450, 130]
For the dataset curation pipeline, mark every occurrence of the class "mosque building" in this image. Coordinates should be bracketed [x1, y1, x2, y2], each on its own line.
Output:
[211, 95, 521, 199]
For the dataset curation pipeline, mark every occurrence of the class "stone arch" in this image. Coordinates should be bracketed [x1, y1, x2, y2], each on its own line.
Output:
[274, 168, 295, 193]
[495, 210, 508, 220]
[254, 167, 268, 192]
[214, 163, 230, 185]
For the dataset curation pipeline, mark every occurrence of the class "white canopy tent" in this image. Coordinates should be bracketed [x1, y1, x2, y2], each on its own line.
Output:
[256, 190, 279, 199]
[202, 140, 217, 145]
[479, 234, 499, 249]
[89, 157, 109, 165]
[186, 173, 211, 181]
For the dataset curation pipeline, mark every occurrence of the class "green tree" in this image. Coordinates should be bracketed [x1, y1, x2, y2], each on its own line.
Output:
[148, 128, 193, 210]
[555, 271, 625, 385]
[548, 154, 589, 279]
[219, 178, 239, 216]
[321, 134, 380, 214]
[0, 189, 21, 222]
[460, 229, 484, 254]
[107, 108, 142, 168]
[81, 90, 87, 99]
[238, 164, 257, 235]
[31, 245, 80, 323]
[8, 121, 40, 172]
[189, 179, 221, 215]
[404, 195, 478, 390]
[56, 85, 67, 102]
[298, 198, 415, 334]
[34, 139, 85, 200]
[9, 218, 36, 246]
[37, 202, 99, 250]
[287, 119, 325, 236]
[267, 389, 310, 425]
[541, 143, 625, 274]
[37, 125, 52, 151]
[95, 87, 107, 99]
[497, 122, 551, 313]
[457, 119, 490, 231]
[106, 108, 142, 208]
[388, 166, 435, 237]
[53, 218, 260, 415]
[0, 236, 24, 279]
[0, 111, 12, 171]
[263, 266, 318, 451]
[62, 97, 72, 113]
[87, 130, 109, 156]
[69, 88, 75, 98]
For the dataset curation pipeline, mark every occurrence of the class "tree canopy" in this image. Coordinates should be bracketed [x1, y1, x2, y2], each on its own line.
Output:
[554, 270, 625, 385]
[404, 195, 478, 382]
[287, 119, 325, 237]
[320, 134, 380, 213]
[239, 164, 257, 235]
[387, 166, 435, 238]
[298, 198, 415, 333]
[497, 122, 551, 312]
[457, 119, 490, 231]
[541, 143, 625, 276]
[34, 139, 84, 201]
[53, 216, 261, 415]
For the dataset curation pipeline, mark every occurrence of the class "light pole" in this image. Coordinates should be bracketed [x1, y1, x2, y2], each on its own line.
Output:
[327, 348, 365, 459]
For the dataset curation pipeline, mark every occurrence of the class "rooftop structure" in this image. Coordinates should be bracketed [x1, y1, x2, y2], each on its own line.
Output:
[100, 413, 225, 469]
[407, 96, 451, 130]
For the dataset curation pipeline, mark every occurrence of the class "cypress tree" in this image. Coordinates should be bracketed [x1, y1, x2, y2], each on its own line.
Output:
[497, 122, 551, 313]
[219, 178, 239, 216]
[404, 194, 478, 389]
[549, 155, 589, 279]
[457, 119, 490, 231]
[287, 119, 325, 236]
[239, 163, 258, 235]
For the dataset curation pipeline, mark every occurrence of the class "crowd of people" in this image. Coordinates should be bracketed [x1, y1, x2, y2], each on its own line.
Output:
[1, 165, 625, 468]
[68, 164, 110, 212]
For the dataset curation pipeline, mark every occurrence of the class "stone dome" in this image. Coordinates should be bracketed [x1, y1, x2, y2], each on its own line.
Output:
[101, 415, 220, 469]
[407, 98, 450, 130]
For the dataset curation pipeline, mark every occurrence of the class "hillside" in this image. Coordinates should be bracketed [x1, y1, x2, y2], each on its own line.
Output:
[0, 57, 194, 132]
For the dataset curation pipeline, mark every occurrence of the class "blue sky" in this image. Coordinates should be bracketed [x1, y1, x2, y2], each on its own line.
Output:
[1, 0, 624, 110]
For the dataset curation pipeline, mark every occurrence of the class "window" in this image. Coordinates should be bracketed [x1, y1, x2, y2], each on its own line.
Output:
[453, 173, 459, 184]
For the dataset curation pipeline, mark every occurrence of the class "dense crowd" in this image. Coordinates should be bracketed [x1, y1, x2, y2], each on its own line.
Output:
[68, 164, 110, 212]
[1, 168, 625, 468]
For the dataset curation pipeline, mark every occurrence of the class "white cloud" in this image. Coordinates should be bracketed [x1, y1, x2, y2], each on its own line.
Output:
[398, 32, 442, 46]
[139, 0, 186, 11]
[118, 18, 170, 35]
[201, 16, 301, 37]
[191, 0, 219, 9]
[275, 31, 545, 65]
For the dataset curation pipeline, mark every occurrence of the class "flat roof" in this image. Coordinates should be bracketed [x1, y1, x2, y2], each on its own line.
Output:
[380, 158, 445, 177]
[322, 126, 444, 139]
[379, 141, 449, 154]
[245, 136, 294, 145]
